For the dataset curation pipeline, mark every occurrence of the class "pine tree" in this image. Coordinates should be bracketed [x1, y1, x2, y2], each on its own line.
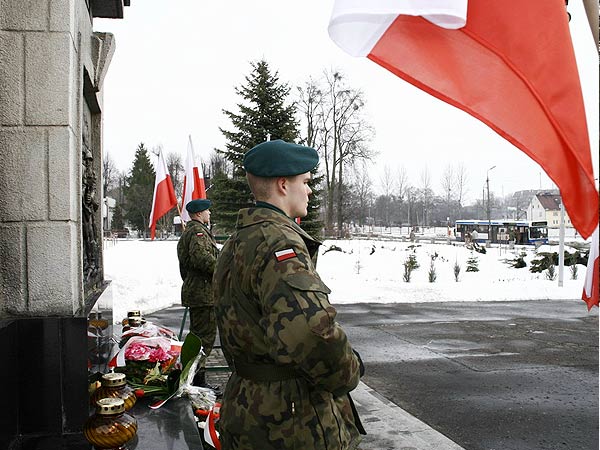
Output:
[301, 165, 324, 240]
[111, 204, 125, 230]
[208, 171, 250, 235]
[212, 60, 300, 232]
[123, 143, 155, 236]
[466, 254, 480, 272]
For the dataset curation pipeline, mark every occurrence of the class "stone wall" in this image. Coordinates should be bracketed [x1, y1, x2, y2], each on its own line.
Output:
[0, 0, 114, 317]
[0, 1, 124, 447]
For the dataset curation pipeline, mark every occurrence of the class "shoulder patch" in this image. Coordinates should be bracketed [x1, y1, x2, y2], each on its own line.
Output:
[275, 248, 297, 262]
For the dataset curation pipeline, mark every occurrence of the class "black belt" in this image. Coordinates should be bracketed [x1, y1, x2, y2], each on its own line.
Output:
[233, 360, 300, 382]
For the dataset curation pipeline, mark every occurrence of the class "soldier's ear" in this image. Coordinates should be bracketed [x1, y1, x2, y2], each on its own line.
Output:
[275, 177, 287, 195]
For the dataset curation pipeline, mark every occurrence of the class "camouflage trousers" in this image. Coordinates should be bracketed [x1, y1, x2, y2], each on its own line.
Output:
[188, 305, 217, 368]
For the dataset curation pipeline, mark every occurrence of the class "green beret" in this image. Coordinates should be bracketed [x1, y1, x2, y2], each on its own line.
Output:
[243, 140, 319, 177]
[185, 199, 211, 213]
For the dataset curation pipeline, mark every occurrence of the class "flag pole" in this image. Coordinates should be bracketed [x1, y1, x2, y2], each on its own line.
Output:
[177, 202, 186, 231]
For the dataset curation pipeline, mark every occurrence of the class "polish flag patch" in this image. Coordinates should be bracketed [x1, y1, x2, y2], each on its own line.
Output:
[196, 233, 204, 237]
[275, 248, 297, 262]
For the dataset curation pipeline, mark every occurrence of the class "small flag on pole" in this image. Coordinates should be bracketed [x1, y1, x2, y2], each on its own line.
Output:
[149, 149, 177, 240]
[180, 135, 207, 222]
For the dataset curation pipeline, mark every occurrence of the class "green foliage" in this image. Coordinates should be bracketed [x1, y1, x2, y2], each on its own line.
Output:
[506, 251, 526, 268]
[569, 262, 578, 280]
[511, 257, 527, 268]
[406, 253, 419, 271]
[300, 165, 324, 240]
[180, 332, 202, 372]
[453, 261, 461, 282]
[466, 254, 479, 272]
[428, 259, 437, 283]
[403, 260, 413, 282]
[215, 60, 300, 229]
[219, 59, 299, 173]
[124, 143, 155, 235]
[545, 264, 556, 281]
[531, 250, 587, 273]
[569, 253, 578, 280]
[111, 204, 125, 231]
[210, 172, 253, 234]
[403, 252, 419, 282]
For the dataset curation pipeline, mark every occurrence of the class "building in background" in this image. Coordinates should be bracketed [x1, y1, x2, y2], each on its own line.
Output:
[527, 192, 573, 228]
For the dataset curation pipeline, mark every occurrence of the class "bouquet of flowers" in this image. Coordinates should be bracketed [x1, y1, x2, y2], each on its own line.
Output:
[111, 335, 182, 399]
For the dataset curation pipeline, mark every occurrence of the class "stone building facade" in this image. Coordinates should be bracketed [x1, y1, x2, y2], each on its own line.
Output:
[0, 1, 128, 447]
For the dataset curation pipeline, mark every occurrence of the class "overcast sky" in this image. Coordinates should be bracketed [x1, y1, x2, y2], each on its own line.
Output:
[95, 1, 598, 203]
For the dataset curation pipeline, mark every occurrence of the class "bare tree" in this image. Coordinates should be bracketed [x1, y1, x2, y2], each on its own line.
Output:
[379, 165, 395, 226]
[166, 152, 184, 199]
[419, 167, 433, 226]
[297, 70, 374, 236]
[379, 165, 395, 197]
[454, 162, 469, 218]
[102, 152, 118, 197]
[441, 164, 455, 221]
[351, 162, 373, 227]
[296, 78, 323, 148]
[405, 185, 416, 227]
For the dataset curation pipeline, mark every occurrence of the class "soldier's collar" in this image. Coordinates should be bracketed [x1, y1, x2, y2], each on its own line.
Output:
[255, 201, 287, 217]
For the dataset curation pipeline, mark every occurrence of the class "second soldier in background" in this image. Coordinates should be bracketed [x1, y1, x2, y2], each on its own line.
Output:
[177, 199, 219, 388]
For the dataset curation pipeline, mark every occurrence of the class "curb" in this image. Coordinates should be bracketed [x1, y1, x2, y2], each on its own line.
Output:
[353, 382, 465, 450]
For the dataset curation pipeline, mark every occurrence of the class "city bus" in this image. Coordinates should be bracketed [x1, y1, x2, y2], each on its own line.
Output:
[454, 219, 548, 245]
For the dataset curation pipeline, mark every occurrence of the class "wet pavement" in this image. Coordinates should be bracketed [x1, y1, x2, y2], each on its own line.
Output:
[336, 300, 599, 450]
[145, 300, 598, 450]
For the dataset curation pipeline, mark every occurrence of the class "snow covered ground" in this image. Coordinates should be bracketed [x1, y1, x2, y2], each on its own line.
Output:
[102, 234, 589, 325]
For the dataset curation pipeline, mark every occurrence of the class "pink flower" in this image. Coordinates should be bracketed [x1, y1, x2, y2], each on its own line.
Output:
[148, 346, 171, 363]
[124, 342, 152, 361]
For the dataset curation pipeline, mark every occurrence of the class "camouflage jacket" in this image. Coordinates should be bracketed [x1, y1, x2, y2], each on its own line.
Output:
[213, 207, 362, 450]
[177, 220, 219, 307]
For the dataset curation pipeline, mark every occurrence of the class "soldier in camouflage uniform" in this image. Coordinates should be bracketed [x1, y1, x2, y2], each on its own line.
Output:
[177, 199, 219, 386]
[213, 140, 365, 449]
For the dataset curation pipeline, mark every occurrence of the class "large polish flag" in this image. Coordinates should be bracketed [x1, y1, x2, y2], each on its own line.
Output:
[149, 149, 177, 240]
[180, 135, 207, 222]
[328, 0, 598, 240]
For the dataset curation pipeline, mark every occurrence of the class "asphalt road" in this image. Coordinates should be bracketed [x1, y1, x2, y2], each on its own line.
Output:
[336, 300, 599, 450]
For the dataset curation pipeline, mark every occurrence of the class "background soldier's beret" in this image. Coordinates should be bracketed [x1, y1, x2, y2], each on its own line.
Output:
[243, 140, 319, 177]
[185, 199, 211, 213]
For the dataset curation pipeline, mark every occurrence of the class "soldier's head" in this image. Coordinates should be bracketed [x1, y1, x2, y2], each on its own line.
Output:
[186, 199, 211, 224]
[244, 140, 318, 218]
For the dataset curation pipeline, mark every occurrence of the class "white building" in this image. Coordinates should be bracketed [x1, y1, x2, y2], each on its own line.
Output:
[527, 193, 573, 228]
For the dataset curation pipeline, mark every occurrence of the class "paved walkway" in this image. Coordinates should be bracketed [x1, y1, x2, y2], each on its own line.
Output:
[147, 305, 465, 450]
[353, 382, 464, 450]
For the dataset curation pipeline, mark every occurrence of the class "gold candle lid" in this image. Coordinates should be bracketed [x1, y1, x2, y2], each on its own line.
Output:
[101, 372, 127, 387]
[96, 397, 125, 415]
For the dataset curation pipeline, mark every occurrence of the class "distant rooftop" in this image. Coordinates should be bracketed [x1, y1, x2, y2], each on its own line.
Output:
[536, 193, 562, 211]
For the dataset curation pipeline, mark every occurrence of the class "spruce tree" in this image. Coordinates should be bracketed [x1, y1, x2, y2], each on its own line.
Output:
[123, 143, 155, 236]
[301, 165, 324, 240]
[111, 204, 125, 231]
[212, 60, 299, 232]
[466, 254, 480, 272]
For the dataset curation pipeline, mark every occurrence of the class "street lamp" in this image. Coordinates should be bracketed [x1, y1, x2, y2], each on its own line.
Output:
[486, 165, 496, 245]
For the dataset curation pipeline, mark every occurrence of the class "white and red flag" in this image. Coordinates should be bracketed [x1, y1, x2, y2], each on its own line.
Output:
[149, 149, 177, 240]
[203, 402, 221, 450]
[180, 135, 207, 222]
[328, 0, 598, 240]
[582, 225, 599, 310]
